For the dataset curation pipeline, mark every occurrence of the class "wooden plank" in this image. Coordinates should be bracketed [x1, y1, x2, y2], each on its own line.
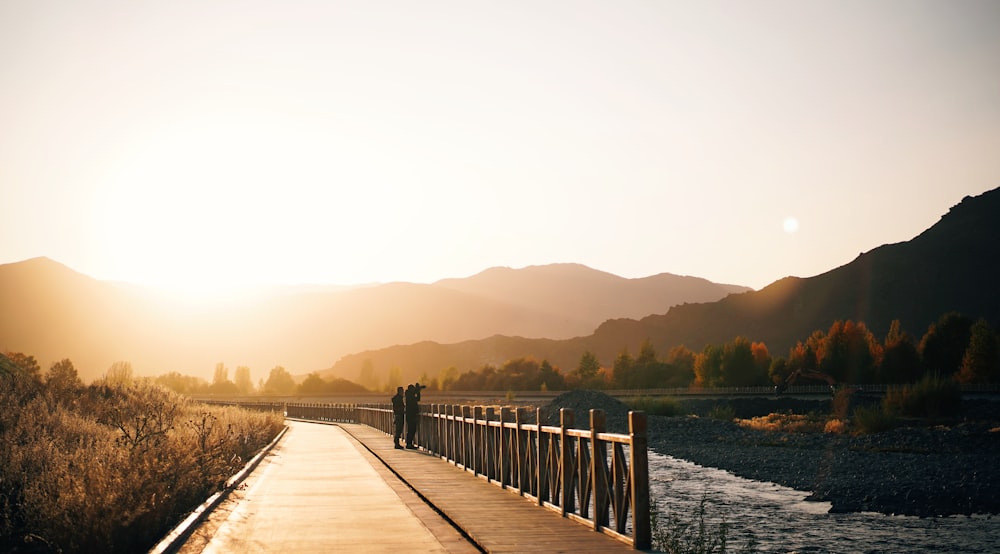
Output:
[340, 423, 639, 553]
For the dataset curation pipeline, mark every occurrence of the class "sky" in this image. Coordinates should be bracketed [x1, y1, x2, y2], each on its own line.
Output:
[2, 0, 999, 294]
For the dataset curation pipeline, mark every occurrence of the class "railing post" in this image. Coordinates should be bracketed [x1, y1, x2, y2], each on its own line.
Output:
[629, 411, 650, 550]
[560, 408, 574, 516]
[473, 406, 484, 476]
[499, 407, 510, 489]
[485, 407, 496, 481]
[536, 407, 547, 505]
[591, 409, 608, 531]
[462, 405, 472, 470]
[512, 407, 524, 493]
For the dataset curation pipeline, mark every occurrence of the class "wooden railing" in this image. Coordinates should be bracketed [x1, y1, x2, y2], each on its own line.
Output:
[273, 401, 650, 549]
[208, 399, 651, 549]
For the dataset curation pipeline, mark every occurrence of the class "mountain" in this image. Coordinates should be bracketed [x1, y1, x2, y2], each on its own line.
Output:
[325, 187, 1000, 382]
[0, 258, 746, 383]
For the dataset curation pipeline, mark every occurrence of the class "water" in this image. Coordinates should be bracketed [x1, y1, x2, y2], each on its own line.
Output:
[649, 452, 999, 553]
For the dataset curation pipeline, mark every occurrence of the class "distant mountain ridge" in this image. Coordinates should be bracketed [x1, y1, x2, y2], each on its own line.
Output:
[325, 187, 1000, 383]
[0, 257, 747, 382]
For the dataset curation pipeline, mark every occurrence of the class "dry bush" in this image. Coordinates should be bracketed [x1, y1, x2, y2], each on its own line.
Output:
[0, 377, 283, 553]
[823, 419, 847, 434]
[736, 412, 826, 433]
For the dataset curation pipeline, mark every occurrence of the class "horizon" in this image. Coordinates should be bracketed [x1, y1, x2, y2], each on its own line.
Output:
[2, 1, 999, 294]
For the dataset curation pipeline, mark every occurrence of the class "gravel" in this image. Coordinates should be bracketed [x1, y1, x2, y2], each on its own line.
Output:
[545, 390, 1000, 517]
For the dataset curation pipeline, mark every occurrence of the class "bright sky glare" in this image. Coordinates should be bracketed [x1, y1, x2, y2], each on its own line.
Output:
[1, 1, 998, 293]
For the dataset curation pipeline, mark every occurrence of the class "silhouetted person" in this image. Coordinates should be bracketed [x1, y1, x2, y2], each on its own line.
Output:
[404, 383, 423, 449]
[391, 386, 405, 449]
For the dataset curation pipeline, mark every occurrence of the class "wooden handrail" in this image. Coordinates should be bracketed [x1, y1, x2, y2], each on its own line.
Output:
[207, 399, 651, 549]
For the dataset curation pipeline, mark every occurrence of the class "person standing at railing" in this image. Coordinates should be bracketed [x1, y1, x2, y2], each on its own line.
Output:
[404, 383, 424, 449]
[391, 386, 405, 449]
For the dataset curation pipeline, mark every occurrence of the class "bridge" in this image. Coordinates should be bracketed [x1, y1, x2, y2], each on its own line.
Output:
[152, 402, 651, 553]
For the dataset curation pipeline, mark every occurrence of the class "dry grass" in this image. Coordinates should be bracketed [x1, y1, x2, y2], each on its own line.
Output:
[1, 374, 284, 553]
[735, 412, 827, 433]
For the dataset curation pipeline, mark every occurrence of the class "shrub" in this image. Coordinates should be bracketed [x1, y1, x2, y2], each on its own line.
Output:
[736, 412, 825, 433]
[0, 378, 284, 553]
[707, 404, 736, 421]
[851, 405, 898, 434]
[883, 373, 962, 419]
[823, 419, 847, 434]
[625, 396, 682, 417]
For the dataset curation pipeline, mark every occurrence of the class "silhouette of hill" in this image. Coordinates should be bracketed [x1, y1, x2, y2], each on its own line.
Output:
[325, 187, 1000, 383]
[0, 258, 744, 383]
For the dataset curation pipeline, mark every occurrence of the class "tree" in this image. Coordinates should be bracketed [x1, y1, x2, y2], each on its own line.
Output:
[209, 362, 238, 394]
[105, 361, 134, 387]
[438, 366, 459, 391]
[879, 320, 922, 383]
[920, 312, 973, 377]
[538, 360, 565, 391]
[694, 345, 723, 387]
[957, 319, 1000, 384]
[386, 366, 402, 392]
[612, 349, 636, 389]
[817, 320, 880, 384]
[263, 366, 296, 394]
[45, 358, 82, 403]
[155, 371, 208, 394]
[5, 351, 42, 385]
[577, 351, 600, 380]
[358, 359, 378, 391]
[234, 366, 254, 394]
[298, 372, 328, 394]
[720, 337, 764, 386]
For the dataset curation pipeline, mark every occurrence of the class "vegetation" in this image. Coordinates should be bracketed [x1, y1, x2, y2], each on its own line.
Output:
[90, 309, 996, 398]
[624, 395, 682, 417]
[0, 353, 284, 553]
[882, 373, 962, 419]
[651, 496, 759, 554]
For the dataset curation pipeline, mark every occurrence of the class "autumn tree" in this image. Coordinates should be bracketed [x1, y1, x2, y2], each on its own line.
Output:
[208, 362, 238, 394]
[263, 366, 296, 394]
[612, 349, 636, 389]
[694, 345, 723, 387]
[234, 366, 254, 394]
[105, 361, 134, 387]
[879, 320, 922, 383]
[720, 336, 766, 386]
[956, 319, 1000, 384]
[577, 351, 600, 379]
[358, 359, 379, 391]
[298, 372, 327, 394]
[817, 320, 880, 384]
[45, 358, 82, 404]
[920, 312, 973, 377]
[437, 366, 459, 391]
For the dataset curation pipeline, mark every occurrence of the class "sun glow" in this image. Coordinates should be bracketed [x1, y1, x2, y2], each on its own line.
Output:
[88, 115, 395, 295]
[782, 216, 800, 234]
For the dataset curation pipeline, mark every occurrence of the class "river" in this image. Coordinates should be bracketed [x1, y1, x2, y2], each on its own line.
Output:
[649, 451, 999, 553]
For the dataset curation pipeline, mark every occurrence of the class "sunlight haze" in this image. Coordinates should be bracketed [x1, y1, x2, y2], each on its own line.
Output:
[2, 1, 998, 292]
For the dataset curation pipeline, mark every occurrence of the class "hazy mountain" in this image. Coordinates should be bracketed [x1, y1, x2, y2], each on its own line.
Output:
[325, 187, 1000, 384]
[0, 258, 746, 383]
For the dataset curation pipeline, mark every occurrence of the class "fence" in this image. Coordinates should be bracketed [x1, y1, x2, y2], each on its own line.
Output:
[212, 399, 650, 549]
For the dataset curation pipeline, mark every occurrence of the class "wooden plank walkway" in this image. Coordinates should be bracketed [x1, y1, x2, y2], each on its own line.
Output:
[173, 420, 476, 553]
[338, 422, 639, 554]
[172, 420, 641, 553]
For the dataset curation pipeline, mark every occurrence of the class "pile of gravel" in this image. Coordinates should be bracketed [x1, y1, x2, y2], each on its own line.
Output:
[544, 389, 633, 434]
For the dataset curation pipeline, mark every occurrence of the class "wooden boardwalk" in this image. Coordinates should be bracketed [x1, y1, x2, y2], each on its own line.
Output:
[171, 420, 640, 553]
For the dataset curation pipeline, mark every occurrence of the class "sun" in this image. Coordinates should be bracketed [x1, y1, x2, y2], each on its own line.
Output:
[782, 216, 800, 234]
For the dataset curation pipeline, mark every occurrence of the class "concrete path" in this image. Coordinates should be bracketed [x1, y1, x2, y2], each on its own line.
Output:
[176, 420, 477, 553]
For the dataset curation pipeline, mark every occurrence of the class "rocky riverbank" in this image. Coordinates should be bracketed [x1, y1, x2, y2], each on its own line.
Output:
[545, 390, 1000, 517]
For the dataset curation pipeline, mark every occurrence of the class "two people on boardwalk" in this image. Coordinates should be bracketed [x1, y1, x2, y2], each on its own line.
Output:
[392, 383, 424, 449]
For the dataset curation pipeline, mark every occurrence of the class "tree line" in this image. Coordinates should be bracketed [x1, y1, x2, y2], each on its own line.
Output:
[415, 311, 1000, 391]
